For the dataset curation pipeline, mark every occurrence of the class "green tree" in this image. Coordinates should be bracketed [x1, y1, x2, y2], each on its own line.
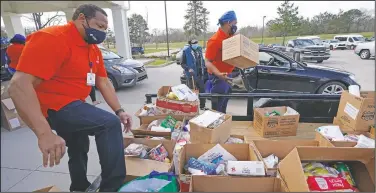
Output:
[183, 1, 210, 38]
[128, 13, 149, 47]
[275, 1, 301, 45]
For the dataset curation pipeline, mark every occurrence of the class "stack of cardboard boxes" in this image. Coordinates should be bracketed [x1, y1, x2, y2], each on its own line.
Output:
[1, 82, 26, 131]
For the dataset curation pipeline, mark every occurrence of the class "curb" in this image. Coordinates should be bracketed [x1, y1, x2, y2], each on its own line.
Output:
[143, 59, 156, 65]
[145, 61, 175, 68]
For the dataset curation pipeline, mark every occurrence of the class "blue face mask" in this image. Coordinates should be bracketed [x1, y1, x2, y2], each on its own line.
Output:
[230, 25, 237, 35]
[191, 44, 199, 50]
[84, 19, 107, 44]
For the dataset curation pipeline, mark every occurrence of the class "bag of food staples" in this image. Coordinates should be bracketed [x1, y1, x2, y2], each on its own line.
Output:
[306, 176, 356, 192]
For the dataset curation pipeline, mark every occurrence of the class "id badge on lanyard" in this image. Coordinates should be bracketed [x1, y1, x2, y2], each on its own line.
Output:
[87, 61, 96, 86]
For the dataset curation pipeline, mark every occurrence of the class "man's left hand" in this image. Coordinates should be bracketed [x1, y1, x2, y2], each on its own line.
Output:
[118, 112, 133, 133]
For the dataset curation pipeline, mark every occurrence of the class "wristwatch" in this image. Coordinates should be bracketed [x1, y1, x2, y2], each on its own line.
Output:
[115, 108, 125, 116]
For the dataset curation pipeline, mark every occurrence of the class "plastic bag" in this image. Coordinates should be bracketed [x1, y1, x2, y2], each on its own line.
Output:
[303, 162, 339, 178]
[225, 137, 244, 144]
[125, 143, 150, 157]
[147, 119, 164, 130]
[148, 144, 169, 162]
[317, 126, 345, 141]
[332, 162, 356, 187]
[185, 157, 217, 175]
[354, 134, 375, 148]
[160, 116, 178, 129]
[306, 176, 354, 192]
[263, 154, 279, 169]
[118, 171, 178, 192]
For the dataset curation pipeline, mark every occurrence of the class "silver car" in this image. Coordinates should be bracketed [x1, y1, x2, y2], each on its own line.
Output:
[354, 41, 375, 60]
[99, 46, 148, 90]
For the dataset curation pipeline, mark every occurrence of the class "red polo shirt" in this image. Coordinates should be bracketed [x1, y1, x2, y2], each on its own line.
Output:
[17, 21, 108, 117]
[205, 28, 235, 74]
[6, 43, 24, 69]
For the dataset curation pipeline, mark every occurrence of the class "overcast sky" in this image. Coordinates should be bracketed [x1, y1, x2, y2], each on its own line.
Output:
[1, 1, 375, 32]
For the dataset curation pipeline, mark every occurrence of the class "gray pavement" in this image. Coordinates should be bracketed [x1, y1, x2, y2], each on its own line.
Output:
[1, 49, 374, 192]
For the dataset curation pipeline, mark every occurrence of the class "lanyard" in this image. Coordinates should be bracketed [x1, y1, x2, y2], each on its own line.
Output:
[88, 46, 94, 73]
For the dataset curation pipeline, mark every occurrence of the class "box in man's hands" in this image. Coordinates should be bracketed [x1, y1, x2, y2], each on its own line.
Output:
[1, 98, 26, 131]
[222, 34, 259, 69]
[253, 106, 300, 137]
[336, 91, 375, 131]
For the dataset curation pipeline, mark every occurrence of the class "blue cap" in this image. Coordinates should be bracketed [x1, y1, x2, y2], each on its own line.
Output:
[218, 11, 237, 25]
[10, 34, 26, 44]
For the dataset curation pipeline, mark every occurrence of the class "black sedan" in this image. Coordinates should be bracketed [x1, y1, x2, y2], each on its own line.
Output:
[180, 47, 359, 94]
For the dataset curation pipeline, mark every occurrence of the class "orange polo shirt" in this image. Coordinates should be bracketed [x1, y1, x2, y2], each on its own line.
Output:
[17, 21, 107, 117]
[6, 43, 24, 69]
[205, 28, 235, 74]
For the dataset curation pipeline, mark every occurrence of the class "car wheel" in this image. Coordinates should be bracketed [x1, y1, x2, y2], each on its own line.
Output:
[329, 45, 333, 50]
[317, 60, 324, 63]
[359, 50, 370, 60]
[317, 81, 346, 95]
[108, 75, 118, 90]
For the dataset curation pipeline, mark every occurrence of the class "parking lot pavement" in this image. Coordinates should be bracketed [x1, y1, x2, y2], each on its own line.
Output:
[1, 49, 374, 191]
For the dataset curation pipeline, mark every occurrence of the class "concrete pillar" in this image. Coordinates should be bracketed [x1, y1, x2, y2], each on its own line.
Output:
[64, 8, 76, 23]
[111, 7, 132, 59]
[2, 14, 25, 38]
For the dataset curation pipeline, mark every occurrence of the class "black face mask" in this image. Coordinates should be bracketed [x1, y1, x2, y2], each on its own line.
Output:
[83, 18, 107, 44]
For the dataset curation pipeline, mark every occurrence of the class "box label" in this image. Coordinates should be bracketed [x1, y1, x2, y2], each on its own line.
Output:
[344, 102, 359, 120]
[9, 118, 20, 129]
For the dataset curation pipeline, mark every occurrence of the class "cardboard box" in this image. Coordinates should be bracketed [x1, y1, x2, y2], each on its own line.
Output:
[333, 116, 355, 131]
[249, 139, 319, 176]
[156, 86, 199, 116]
[178, 143, 255, 176]
[123, 138, 176, 178]
[132, 114, 188, 137]
[1, 81, 10, 100]
[253, 106, 300, 138]
[134, 107, 194, 125]
[315, 129, 374, 147]
[370, 126, 375, 138]
[336, 91, 375, 131]
[189, 112, 232, 143]
[33, 186, 61, 192]
[222, 34, 259, 69]
[1, 97, 26, 131]
[279, 147, 375, 192]
[189, 176, 282, 192]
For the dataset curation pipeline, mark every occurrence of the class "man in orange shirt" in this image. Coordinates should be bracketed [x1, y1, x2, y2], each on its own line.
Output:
[6, 34, 26, 75]
[8, 4, 131, 192]
[205, 11, 237, 113]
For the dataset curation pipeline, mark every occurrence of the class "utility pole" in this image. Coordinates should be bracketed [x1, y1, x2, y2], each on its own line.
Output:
[261, 16, 266, 45]
[164, 0, 170, 57]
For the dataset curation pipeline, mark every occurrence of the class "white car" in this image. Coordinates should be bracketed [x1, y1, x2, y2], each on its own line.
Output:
[354, 41, 375, 59]
[322, 39, 343, 50]
[297, 36, 330, 49]
[334, 34, 366, 50]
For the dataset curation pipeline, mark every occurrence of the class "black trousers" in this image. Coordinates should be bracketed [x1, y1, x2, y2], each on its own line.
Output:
[89, 87, 96, 102]
[47, 100, 126, 192]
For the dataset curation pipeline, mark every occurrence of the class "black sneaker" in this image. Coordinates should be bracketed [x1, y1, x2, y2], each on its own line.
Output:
[200, 107, 209, 110]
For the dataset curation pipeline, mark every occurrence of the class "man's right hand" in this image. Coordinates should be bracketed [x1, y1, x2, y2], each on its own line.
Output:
[217, 72, 233, 81]
[38, 131, 66, 167]
[189, 69, 194, 75]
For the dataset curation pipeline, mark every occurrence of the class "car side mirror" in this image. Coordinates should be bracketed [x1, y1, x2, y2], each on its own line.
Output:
[288, 44, 294, 48]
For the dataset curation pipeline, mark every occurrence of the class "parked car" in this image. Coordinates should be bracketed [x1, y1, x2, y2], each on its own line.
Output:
[334, 34, 366, 50]
[131, 46, 145, 55]
[286, 39, 330, 63]
[354, 41, 375, 60]
[365, 36, 375, 42]
[297, 36, 330, 49]
[99, 46, 148, 90]
[180, 47, 358, 94]
[322, 39, 343, 50]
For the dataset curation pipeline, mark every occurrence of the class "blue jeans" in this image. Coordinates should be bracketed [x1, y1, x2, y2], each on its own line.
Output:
[8, 67, 16, 75]
[209, 74, 232, 113]
[46, 100, 126, 192]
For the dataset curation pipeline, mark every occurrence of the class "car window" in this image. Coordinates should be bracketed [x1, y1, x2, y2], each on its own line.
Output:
[311, 39, 322, 45]
[259, 51, 290, 68]
[335, 37, 348, 42]
[101, 49, 122, 60]
[295, 39, 315, 46]
[330, 40, 339, 43]
[352, 37, 365, 41]
[349, 38, 354, 42]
